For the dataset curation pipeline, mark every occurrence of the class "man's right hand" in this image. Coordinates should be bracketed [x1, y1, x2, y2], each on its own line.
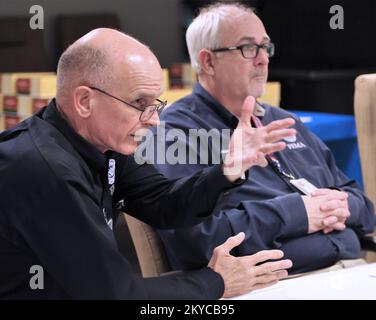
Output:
[223, 96, 296, 183]
[208, 232, 293, 298]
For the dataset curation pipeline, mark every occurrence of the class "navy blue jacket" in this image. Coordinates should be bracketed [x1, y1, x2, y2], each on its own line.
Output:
[0, 99, 244, 299]
[152, 83, 376, 274]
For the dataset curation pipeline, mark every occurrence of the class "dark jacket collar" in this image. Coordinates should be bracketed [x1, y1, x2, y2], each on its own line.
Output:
[42, 99, 107, 172]
[193, 82, 265, 127]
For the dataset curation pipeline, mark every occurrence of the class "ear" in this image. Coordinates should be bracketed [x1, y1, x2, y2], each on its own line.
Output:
[73, 86, 92, 118]
[198, 49, 216, 76]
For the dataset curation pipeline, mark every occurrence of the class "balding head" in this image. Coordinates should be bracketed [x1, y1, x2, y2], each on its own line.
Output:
[54, 28, 164, 155]
[56, 28, 161, 104]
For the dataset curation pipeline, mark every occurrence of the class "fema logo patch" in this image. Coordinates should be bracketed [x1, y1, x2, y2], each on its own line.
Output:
[283, 135, 297, 143]
[286, 141, 307, 150]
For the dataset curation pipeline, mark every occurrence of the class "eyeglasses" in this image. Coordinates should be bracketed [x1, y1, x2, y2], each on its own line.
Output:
[212, 42, 275, 59]
[89, 86, 167, 122]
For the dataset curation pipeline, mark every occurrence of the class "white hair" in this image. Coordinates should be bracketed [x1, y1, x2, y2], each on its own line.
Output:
[186, 2, 255, 73]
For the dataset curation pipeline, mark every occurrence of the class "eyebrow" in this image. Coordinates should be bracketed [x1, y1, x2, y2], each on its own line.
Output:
[237, 36, 271, 43]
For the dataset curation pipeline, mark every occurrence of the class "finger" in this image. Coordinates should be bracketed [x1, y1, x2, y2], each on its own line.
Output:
[322, 207, 350, 219]
[247, 249, 285, 265]
[323, 227, 334, 234]
[322, 215, 338, 226]
[330, 222, 346, 231]
[323, 212, 348, 227]
[259, 142, 286, 155]
[239, 96, 256, 126]
[311, 188, 332, 197]
[334, 208, 350, 219]
[265, 118, 295, 132]
[242, 151, 264, 163]
[217, 232, 246, 255]
[320, 199, 347, 211]
[255, 270, 289, 284]
[320, 191, 348, 203]
[256, 153, 269, 167]
[265, 128, 297, 143]
[312, 189, 348, 200]
[253, 259, 293, 276]
[246, 152, 268, 168]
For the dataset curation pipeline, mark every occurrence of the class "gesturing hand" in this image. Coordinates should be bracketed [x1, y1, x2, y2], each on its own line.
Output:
[208, 232, 293, 298]
[223, 96, 296, 182]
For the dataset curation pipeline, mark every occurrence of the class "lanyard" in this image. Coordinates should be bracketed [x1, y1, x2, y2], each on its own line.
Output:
[266, 155, 296, 180]
[250, 115, 296, 181]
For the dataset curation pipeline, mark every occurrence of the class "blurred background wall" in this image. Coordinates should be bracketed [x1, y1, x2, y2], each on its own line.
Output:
[1, 0, 376, 114]
[0, 0, 185, 69]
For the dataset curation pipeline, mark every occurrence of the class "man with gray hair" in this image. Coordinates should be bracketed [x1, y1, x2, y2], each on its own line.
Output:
[0, 28, 295, 299]
[152, 2, 376, 274]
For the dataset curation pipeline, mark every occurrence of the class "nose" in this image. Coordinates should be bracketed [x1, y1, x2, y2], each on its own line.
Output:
[254, 47, 269, 66]
[143, 111, 160, 127]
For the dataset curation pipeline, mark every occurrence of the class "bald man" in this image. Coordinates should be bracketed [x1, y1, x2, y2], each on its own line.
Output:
[0, 28, 294, 299]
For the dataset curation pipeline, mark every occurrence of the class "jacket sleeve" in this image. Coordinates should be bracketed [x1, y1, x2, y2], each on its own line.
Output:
[113, 154, 244, 229]
[158, 185, 309, 270]
[151, 152, 310, 269]
[2, 153, 224, 299]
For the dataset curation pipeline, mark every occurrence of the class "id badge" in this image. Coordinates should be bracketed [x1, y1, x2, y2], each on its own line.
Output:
[290, 178, 318, 196]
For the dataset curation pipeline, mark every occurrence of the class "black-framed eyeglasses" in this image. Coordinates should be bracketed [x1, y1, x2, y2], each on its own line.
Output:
[89, 86, 167, 122]
[212, 42, 275, 59]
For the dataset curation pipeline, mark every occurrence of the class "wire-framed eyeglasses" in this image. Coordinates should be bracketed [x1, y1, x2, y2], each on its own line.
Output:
[89, 86, 167, 122]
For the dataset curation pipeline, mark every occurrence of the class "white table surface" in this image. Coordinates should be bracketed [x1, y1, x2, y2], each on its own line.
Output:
[229, 263, 376, 300]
